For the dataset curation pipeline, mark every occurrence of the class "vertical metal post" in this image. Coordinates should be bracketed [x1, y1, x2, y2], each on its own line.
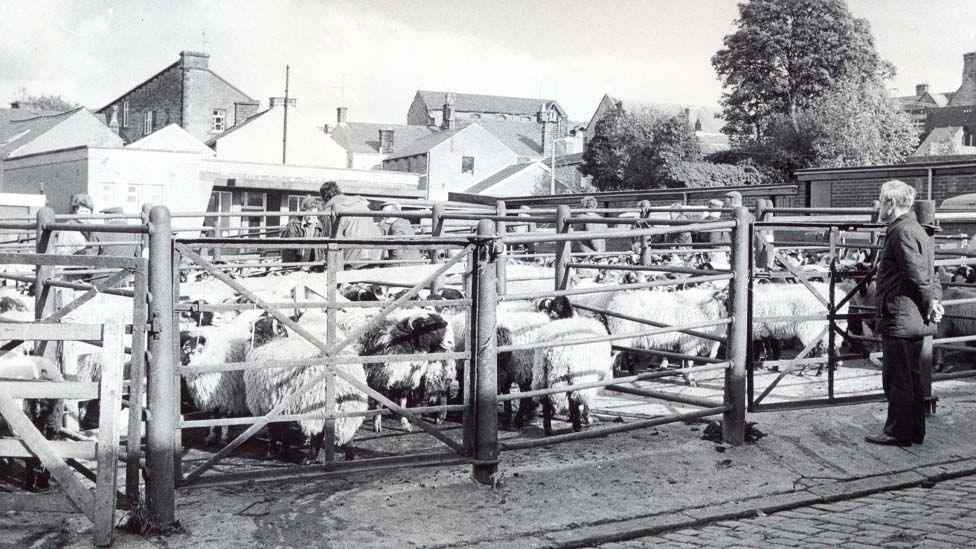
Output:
[828, 263, 836, 402]
[126, 257, 148, 508]
[34, 207, 57, 358]
[638, 200, 652, 266]
[323, 247, 339, 463]
[915, 200, 937, 413]
[723, 206, 750, 445]
[468, 220, 498, 485]
[171, 246, 183, 482]
[495, 200, 507, 295]
[554, 205, 571, 290]
[430, 204, 445, 295]
[754, 199, 772, 271]
[146, 206, 175, 525]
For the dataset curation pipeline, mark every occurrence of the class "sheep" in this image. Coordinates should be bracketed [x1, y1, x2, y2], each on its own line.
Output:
[179, 325, 251, 446]
[752, 281, 848, 375]
[0, 354, 64, 490]
[358, 309, 456, 433]
[531, 316, 613, 433]
[935, 286, 976, 371]
[244, 333, 367, 462]
[606, 288, 727, 386]
[340, 283, 384, 301]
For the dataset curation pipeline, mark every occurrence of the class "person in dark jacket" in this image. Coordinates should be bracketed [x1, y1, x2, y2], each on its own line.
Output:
[319, 181, 383, 267]
[667, 202, 693, 248]
[281, 197, 324, 268]
[866, 180, 943, 447]
[377, 201, 421, 261]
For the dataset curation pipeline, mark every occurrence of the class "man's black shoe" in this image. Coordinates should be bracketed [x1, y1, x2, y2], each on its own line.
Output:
[864, 434, 912, 447]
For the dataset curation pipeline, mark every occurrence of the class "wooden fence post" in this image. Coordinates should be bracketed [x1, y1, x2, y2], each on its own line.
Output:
[723, 206, 750, 445]
[467, 220, 498, 485]
[554, 205, 571, 290]
[495, 200, 507, 296]
[34, 207, 57, 360]
[915, 200, 937, 414]
[146, 205, 176, 525]
[430, 203, 445, 296]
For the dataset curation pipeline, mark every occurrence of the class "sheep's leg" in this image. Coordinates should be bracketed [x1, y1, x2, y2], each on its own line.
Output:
[399, 396, 412, 432]
[681, 359, 697, 387]
[435, 394, 447, 425]
[342, 445, 355, 461]
[934, 347, 945, 372]
[513, 381, 538, 428]
[371, 398, 383, 433]
[542, 397, 554, 436]
[301, 430, 325, 465]
[568, 395, 582, 432]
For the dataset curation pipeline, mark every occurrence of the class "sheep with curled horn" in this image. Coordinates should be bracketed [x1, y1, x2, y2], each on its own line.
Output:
[358, 309, 456, 432]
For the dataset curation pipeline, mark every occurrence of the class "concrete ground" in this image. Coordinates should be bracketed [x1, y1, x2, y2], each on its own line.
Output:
[1, 356, 973, 549]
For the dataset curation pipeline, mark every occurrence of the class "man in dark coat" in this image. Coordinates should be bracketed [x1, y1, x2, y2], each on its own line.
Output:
[281, 197, 324, 268]
[377, 201, 421, 261]
[866, 180, 943, 447]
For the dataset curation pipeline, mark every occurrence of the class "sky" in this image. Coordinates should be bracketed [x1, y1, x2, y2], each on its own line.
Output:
[2, 0, 976, 126]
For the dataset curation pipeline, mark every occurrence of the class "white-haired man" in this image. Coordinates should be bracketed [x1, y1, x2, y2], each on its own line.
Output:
[866, 180, 943, 447]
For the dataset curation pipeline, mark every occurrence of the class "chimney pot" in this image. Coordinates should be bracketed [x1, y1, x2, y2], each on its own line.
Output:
[108, 105, 120, 133]
[269, 97, 297, 108]
[337, 107, 348, 125]
[441, 94, 455, 131]
[323, 123, 331, 134]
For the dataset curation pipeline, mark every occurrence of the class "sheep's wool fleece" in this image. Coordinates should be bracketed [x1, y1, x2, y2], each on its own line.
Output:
[496, 311, 553, 386]
[607, 288, 727, 355]
[531, 317, 612, 414]
[359, 309, 454, 396]
[937, 287, 976, 338]
[183, 325, 250, 416]
[753, 282, 847, 348]
[244, 334, 366, 446]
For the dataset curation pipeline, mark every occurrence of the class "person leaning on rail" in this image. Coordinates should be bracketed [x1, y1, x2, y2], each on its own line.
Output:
[281, 197, 325, 271]
[573, 196, 606, 257]
[865, 180, 943, 447]
[377, 200, 421, 262]
[55, 193, 101, 266]
[318, 181, 383, 269]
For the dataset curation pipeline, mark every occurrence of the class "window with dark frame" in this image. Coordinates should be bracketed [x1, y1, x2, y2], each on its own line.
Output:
[143, 111, 153, 135]
[212, 109, 226, 132]
[461, 156, 475, 175]
[122, 100, 129, 128]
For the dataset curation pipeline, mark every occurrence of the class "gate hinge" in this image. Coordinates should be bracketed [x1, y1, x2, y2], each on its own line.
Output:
[147, 312, 161, 339]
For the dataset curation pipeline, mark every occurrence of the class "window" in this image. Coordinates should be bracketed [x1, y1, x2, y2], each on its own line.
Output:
[461, 156, 475, 175]
[122, 100, 129, 128]
[284, 194, 306, 225]
[212, 109, 226, 132]
[240, 191, 267, 235]
[205, 191, 233, 237]
[143, 111, 153, 135]
[100, 183, 114, 206]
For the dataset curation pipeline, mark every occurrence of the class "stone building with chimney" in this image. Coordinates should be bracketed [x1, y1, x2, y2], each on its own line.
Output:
[910, 51, 976, 155]
[96, 50, 259, 144]
[407, 90, 568, 137]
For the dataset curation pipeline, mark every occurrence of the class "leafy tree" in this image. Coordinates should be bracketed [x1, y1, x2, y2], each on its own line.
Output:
[12, 87, 80, 112]
[580, 106, 701, 191]
[712, 0, 893, 140]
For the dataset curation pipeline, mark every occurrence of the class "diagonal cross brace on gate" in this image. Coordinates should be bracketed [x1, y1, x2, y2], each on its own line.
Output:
[775, 251, 830, 308]
[0, 268, 135, 356]
[176, 242, 473, 484]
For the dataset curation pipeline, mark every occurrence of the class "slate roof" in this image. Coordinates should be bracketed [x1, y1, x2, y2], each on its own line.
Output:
[0, 108, 82, 158]
[464, 119, 543, 158]
[896, 92, 953, 109]
[384, 126, 466, 159]
[204, 108, 271, 145]
[0, 107, 60, 127]
[415, 90, 566, 118]
[331, 122, 439, 155]
[609, 96, 726, 135]
[127, 123, 213, 154]
[914, 126, 967, 156]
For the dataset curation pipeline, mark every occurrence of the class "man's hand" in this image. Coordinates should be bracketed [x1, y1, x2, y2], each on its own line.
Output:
[928, 300, 945, 324]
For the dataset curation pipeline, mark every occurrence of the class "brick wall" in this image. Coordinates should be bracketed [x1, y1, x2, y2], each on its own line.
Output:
[820, 172, 976, 208]
[183, 69, 253, 142]
[99, 62, 183, 144]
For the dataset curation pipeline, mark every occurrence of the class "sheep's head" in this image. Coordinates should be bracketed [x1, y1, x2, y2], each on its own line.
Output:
[252, 313, 288, 347]
[537, 296, 574, 320]
[339, 283, 383, 301]
[395, 312, 449, 352]
[180, 332, 206, 366]
[0, 296, 28, 314]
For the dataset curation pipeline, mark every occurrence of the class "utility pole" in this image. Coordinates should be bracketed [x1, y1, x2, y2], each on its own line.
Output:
[282, 65, 290, 165]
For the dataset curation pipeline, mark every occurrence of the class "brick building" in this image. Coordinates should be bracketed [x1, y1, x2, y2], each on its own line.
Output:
[407, 90, 568, 138]
[585, 94, 729, 154]
[96, 51, 259, 144]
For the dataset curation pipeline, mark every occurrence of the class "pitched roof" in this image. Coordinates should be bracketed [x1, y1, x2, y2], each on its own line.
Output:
[331, 122, 439, 155]
[0, 107, 60, 126]
[0, 108, 82, 158]
[204, 108, 271, 145]
[384, 126, 466, 159]
[416, 90, 566, 118]
[464, 163, 541, 194]
[127, 123, 213, 154]
[464, 119, 542, 158]
[914, 126, 966, 156]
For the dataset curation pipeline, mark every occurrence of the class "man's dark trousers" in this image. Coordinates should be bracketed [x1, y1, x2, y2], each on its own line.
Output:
[881, 335, 925, 443]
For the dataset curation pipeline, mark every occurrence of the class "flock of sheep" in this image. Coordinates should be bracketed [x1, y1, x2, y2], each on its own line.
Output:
[1, 243, 975, 470]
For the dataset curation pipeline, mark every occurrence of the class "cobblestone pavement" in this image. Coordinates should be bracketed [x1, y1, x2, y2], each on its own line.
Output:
[597, 474, 976, 549]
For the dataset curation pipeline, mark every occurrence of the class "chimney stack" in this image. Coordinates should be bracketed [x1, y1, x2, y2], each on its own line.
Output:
[108, 105, 120, 134]
[336, 106, 348, 125]
[180, 50, 210, 70]
[964, 52, 976, 82]
[323, 123, 331, 134]
[441, 93, 455, 131]
[916, 83, 930, 97]
[269, 97, 297, 108]
[379, 128, 395, 154]
[537, 103, 557, 158]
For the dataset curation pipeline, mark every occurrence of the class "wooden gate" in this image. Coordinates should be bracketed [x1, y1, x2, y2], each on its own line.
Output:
[0, 318, 126, 547]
